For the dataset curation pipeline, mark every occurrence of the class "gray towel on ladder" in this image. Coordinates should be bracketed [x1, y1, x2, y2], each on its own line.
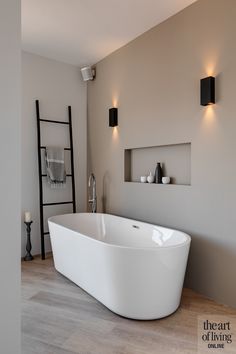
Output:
[45, 147, 66, 188]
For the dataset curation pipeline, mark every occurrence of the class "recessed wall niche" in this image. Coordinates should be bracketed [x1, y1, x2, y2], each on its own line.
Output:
[124, 143, 191, 185]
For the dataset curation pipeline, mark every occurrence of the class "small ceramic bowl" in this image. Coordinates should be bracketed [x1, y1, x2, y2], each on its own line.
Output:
[147, 175, 155, 183]
[162, 176, 170, 184]
[140, 176, 147, 183]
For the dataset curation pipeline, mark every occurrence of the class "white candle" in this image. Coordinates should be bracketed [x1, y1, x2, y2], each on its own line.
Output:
[24, 211, 31, 222]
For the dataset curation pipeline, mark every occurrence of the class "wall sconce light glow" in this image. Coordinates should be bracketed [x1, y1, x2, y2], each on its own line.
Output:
[200, 76, 215, 106]
[109, 107, 118, 127]
[112, 126, 119, 140]
[206, 65, 215, 77]
[112, 98, 118, 108]
[202, 104, 216, 129]
[205, 104, 214, 119]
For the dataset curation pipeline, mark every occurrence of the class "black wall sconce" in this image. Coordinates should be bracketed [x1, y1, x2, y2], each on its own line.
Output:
[109, 107, 118, 127]
[200, 76, 215, 106]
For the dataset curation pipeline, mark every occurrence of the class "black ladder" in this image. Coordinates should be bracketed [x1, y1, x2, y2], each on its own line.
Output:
[36, 100, 76, 259]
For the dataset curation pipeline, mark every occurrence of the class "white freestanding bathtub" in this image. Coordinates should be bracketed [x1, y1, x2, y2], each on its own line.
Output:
[48, 213, 191, 320]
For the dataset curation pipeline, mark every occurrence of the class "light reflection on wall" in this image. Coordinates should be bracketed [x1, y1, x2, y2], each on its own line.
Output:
[201, 104, 217, 133]
[112, 126, 119, 141]
[112, 96, 118, 108]
[203, 104, 215, 119]
[203, 48, 219, 76]
[206, 64, 216, 77]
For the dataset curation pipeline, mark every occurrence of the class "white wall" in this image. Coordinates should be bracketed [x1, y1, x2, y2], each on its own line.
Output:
[22, 51, 87, 257]
[0, 0, 21, 353]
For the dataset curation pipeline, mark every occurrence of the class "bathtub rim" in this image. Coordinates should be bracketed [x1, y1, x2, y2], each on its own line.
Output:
[48, 212, 191, 251]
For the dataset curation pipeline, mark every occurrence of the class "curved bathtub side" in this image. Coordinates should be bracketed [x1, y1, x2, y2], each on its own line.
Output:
[49, 219, 190, 320]
[106, 244, 190, 319]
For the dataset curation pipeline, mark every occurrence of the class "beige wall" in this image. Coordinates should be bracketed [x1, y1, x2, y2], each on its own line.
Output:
[88, 0, 236, 308]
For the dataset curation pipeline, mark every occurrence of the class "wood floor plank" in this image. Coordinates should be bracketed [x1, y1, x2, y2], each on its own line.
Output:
[21, 256, 236, 354]
[22, 334, 78, 354]
[29, 290, 124, 323]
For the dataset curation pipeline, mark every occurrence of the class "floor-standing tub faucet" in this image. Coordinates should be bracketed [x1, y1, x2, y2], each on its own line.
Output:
[88, 173, 97, 213]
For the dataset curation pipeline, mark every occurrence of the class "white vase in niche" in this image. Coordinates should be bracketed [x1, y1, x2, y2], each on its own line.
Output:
[147, 172, 155, 183]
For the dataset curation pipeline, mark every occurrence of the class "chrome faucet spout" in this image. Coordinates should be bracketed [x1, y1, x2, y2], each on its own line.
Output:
[88, 173, 95, 187]
[88, 173, 97, 213]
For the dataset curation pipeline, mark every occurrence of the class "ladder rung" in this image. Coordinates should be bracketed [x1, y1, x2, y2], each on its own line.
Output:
[43, 232, 50, 235]
[41, 174, 72, 177]
[40, 146, 71, 151]
[43, 201, 73, 206]
[39, 118, 69, 125]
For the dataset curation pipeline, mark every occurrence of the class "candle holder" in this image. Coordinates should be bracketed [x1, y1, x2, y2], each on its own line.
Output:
[24, 221, 34, 261]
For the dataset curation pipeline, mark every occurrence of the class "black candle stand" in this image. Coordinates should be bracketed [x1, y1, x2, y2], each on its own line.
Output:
[24, 221, 34, 261]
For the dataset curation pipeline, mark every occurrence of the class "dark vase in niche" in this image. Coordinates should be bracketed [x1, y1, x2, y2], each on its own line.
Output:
[155, 162, 162, 183]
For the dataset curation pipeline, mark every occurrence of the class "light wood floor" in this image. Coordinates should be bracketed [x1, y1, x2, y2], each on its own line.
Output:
[22, 256, 236, 354]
